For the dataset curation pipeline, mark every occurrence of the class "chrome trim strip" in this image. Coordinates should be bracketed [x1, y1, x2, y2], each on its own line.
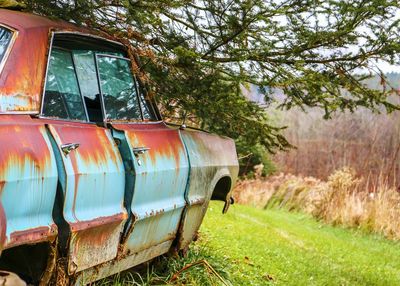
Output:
[95, 53, 130, 61]
[110, 120, 164, 125]
[36, 115, 96, 124]
[52, 31, 125, 48]
[135, 77, 144, 120]
[0, 111, 38, 115]
[40, 32, 54, 116]
[0, 24, 18, 76]
[165, 122, 210, 133]
[94, 53, 108, 124]
[70, 49, 90, 121]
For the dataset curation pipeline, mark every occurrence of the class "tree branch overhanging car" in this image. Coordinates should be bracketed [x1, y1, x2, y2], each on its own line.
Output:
[0, 9, 238, 285]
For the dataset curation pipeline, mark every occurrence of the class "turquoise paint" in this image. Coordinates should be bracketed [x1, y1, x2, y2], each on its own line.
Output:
[115, 125, 190, 254]
[0, 124, 58, 248]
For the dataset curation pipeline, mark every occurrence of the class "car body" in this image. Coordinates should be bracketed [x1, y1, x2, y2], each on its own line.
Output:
[0, 9, 238, 285]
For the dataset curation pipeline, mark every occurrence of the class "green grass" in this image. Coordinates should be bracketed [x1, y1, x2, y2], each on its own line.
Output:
[101, 202, 400, 285]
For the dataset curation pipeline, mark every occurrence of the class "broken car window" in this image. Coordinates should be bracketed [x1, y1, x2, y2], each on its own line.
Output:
[42, 48, 87, 121]
[97, 55, 142, 121]
[73, 50, 103, 122]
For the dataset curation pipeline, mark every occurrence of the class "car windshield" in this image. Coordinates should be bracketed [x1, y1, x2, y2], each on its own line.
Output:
[0, 27, 12, 65]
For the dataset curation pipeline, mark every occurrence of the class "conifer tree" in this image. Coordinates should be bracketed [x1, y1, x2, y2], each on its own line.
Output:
[4, 1, 400, 170]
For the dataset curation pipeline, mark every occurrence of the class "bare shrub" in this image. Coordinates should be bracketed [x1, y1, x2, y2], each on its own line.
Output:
[273, 107, 400, 189]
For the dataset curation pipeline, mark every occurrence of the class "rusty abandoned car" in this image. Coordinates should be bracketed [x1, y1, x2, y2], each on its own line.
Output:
[0, 9, 238, 285]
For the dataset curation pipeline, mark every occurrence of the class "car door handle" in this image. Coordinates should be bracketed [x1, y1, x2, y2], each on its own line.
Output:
[131, 147, 149, 166]
[61, 143, 80, 155]
[131, 147, 150, 155]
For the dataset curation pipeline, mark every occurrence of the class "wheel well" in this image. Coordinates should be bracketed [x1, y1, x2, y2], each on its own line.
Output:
[211, 176, 232, 201]
[0, 242, 52, 284]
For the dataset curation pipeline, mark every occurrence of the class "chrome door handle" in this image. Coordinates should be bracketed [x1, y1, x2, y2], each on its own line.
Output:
[61, 143, 80, 155]
[132, 147, 149, 166]
[132, 147, 150, 155]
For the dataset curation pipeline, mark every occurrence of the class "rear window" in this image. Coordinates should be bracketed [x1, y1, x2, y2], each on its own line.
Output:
[0, 27, 13, 65]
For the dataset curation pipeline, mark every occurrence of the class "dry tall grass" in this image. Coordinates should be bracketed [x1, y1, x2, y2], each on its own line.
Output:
[233, 167, 400, 240]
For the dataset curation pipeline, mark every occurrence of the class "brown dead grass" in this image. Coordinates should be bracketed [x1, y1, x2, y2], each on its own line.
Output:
[233, 167, 400, 240]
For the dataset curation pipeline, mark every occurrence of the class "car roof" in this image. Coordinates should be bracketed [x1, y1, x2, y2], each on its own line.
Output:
[0, 8, 95, 34]
[0, 9, 122, 113]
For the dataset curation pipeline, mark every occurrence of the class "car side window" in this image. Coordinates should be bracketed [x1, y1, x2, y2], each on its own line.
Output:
[42, 34, 158, 122]
[0, 27, 12, 65]
[97, 55, 142, 121]
[43, 48, 87, 121]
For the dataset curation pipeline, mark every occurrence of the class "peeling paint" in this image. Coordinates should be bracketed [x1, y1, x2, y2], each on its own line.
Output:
[0, 115, 58, 250]
[44, 119, 127, 274]
[112, 122, 189, 256]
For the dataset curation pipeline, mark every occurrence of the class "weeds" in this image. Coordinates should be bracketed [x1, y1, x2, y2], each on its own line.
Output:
[96, 237, 232, 286]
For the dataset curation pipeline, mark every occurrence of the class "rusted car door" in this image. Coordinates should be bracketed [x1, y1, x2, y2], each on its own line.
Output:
[112, 122, 189, 256]
[39, 47, 127, 274]
[95, 55, 189, 258]
[0, 115, 58, 251]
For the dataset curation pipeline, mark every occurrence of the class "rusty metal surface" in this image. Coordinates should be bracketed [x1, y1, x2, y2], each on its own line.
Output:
[68, 214, 125, 274]
[44, 120, 127, 274]
[112, 122, 189, 256]
[0, 9, 119, 113]
[72, 127, 239, 285]
[0, 115, 58, 251]
[74, 240, 172, 285]
[177, 130, 239, 250]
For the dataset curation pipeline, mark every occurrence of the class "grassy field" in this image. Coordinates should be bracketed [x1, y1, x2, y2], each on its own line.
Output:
[102, 201, 400, 285]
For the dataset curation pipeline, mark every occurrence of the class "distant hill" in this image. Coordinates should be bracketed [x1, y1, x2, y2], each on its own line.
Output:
[360, 72, 400, 91]
[242, 72, 400, 105]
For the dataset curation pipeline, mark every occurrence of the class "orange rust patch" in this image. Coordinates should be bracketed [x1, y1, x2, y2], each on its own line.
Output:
[0, 28, 48, 111]
[71, 220, 121, 250]
[0, 115, 53, 179]
[46, 121, 122, 222]
[49, 122, 120, 170]
[70, 212, 127, 232]
[43, 119, 126, 228]
[113, 122, 185, 170]
[0, 9, 121, 112]
[8, 224, 57, 248]
[0, 115, 56, 249]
